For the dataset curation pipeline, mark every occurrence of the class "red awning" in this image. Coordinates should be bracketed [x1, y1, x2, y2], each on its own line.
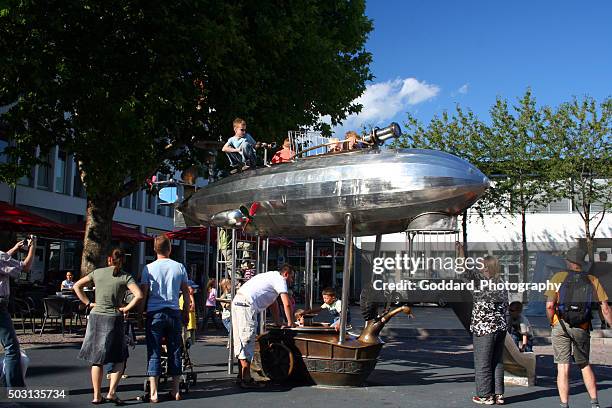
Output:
[67, 221, 153, 243]
[165, 226, 294, 247]
[0, 201, 77, 237]
[268, 237, 296, 247]
[165, 226, 217, 242]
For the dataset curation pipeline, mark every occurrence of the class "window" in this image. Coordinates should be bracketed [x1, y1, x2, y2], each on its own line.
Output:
[55, 149, 70, 194]
[145, 191, 155, 213]
[36, 151, 52, 190]
[0, 136, 8, 164]
[131, 191, 142, 211]
[73, 164, 86, 198]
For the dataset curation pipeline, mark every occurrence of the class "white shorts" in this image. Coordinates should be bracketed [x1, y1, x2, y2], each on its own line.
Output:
[231, 296, 258, 360]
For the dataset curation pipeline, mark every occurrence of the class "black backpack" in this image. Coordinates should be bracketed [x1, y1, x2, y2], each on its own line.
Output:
[557, 272, 594, 328]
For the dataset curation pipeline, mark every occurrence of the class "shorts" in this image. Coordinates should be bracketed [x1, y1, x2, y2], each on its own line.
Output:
[231, 296, 258, 361]
[551, 323, 590, 365]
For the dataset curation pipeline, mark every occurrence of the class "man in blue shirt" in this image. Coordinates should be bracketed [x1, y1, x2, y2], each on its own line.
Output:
[222, 117, 258, 173]
[141, 235, 194, 402]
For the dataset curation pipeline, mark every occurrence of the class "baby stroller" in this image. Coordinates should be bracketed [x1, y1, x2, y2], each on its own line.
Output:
[139, 335, 197, 401]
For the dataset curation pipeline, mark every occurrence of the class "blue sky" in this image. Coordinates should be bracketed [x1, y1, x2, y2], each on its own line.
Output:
[333, 0, 612, 134]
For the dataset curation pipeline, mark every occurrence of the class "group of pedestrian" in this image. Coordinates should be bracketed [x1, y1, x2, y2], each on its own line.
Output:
[2, 234, 611, 406]
[72, 234, 194, 404]
[457, 243, 611, 407]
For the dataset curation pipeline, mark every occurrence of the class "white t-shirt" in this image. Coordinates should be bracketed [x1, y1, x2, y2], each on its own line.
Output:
[237, 271, 288, 312]
[321, 299, 342, 314]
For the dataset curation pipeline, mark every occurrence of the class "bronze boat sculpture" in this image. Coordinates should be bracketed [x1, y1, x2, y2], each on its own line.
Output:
[252, 305, 413, 387]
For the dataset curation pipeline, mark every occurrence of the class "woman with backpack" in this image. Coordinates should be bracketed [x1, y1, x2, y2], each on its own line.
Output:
[457, 242, 509, 405]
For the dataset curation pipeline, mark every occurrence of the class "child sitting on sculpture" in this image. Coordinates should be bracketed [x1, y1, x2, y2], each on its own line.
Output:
[222, 117, 258, 173]
[507, 301, 533, 352]
[305, 287, 350, 330]
[271, 138, 295, 164]
[294, 309, 305, 327]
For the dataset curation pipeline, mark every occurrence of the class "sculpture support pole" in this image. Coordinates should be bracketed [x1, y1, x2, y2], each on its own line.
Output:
[228, 228, 237, 374]
[309, 238, 315, 306]
[305, 239, 314, 310]
[205, 227, 211, 287]
[332, 241, 337, 288]
[372, 234, 382, 283]
[259, 237, 269, 333]
[339, 213, 353, 345]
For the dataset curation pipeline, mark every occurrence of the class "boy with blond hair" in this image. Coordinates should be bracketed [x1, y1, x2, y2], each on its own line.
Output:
[222, 117, 258, 173]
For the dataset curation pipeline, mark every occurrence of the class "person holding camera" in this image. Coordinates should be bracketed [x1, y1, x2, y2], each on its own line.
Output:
[0, 235, 36, 388]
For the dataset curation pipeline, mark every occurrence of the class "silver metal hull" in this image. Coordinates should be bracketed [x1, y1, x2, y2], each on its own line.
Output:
[178, 148, 489, 238]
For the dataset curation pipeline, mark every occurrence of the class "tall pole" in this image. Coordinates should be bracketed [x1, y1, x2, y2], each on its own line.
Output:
[205, 227, 211, 285]
[309, 238, 315, 307]
[228, 228, 237, 374]
[339, 213, 353, 345]
[259, 237, 269, 333]
[304, 240, 313, 310]
[332, 241, 336, 288]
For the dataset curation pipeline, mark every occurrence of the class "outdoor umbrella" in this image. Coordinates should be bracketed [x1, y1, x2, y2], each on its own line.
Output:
[165, 226, 217, 242]
[165, 226, 294, 247]
[0, 201, 77, 237]
[67, 221, 153, 243]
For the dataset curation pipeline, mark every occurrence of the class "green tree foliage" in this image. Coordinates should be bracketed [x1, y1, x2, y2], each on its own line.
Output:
[0, 0, 373, 273]
[487, 90, 560, 282]
[393, 106, 494, 252]
[544, 96, 612, 259]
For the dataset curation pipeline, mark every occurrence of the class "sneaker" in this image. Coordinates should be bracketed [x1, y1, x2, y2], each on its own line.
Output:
[494, 394, 504, 405]
[230, 168, 240, 175]
[472, 396, 495, 405]
[241, 165, 252, 171]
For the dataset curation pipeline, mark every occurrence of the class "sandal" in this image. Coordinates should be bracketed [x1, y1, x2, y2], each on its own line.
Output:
[104, 396, 125, 406]
[91, 399, 104, 405]
[167, 391, 182, 401]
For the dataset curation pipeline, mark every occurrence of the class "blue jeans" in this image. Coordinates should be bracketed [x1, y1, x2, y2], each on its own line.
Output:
[0, 304, 25, 387]
[222, 317, 231, 334]
[510, 332, 533, 352]
[226, 142, 257, 167]
[146, 309, 183, 377]
[203, 306, 221, 330]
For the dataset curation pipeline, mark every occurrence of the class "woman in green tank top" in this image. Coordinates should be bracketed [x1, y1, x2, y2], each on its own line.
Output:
[74, 248, 143, 405]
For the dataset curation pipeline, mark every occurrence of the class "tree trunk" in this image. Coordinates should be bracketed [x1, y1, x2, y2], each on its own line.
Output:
[521, 210, 529, 287]
[584, 215, 593, 262]
[80, 197, 117, 276]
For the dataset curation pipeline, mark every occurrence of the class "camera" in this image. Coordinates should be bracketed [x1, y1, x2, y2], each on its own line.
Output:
[20, 234, 36, 252]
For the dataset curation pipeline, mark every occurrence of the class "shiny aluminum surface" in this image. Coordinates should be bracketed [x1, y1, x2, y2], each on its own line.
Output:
[178, 148, 489, 238]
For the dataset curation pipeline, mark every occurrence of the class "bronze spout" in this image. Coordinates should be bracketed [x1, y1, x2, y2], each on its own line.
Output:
[357, 305, 413, 345]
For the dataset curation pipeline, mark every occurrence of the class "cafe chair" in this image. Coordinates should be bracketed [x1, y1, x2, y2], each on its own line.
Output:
[13, 298, 35, 334]
[40, 297, 72, 336]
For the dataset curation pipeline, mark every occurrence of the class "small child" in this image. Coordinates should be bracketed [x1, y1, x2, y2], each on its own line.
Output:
[218, 278, 232, 347]
[507, 301, 533, 352]
[179, 285, 196, 346]
[307, 287, 350, 331]
[294, 309, 305, 327]
[221, 117, 258, 173]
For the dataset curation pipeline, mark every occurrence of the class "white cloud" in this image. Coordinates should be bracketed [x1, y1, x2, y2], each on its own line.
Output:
[457, 83, 469, 94]
[331, 77, 440, 134]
